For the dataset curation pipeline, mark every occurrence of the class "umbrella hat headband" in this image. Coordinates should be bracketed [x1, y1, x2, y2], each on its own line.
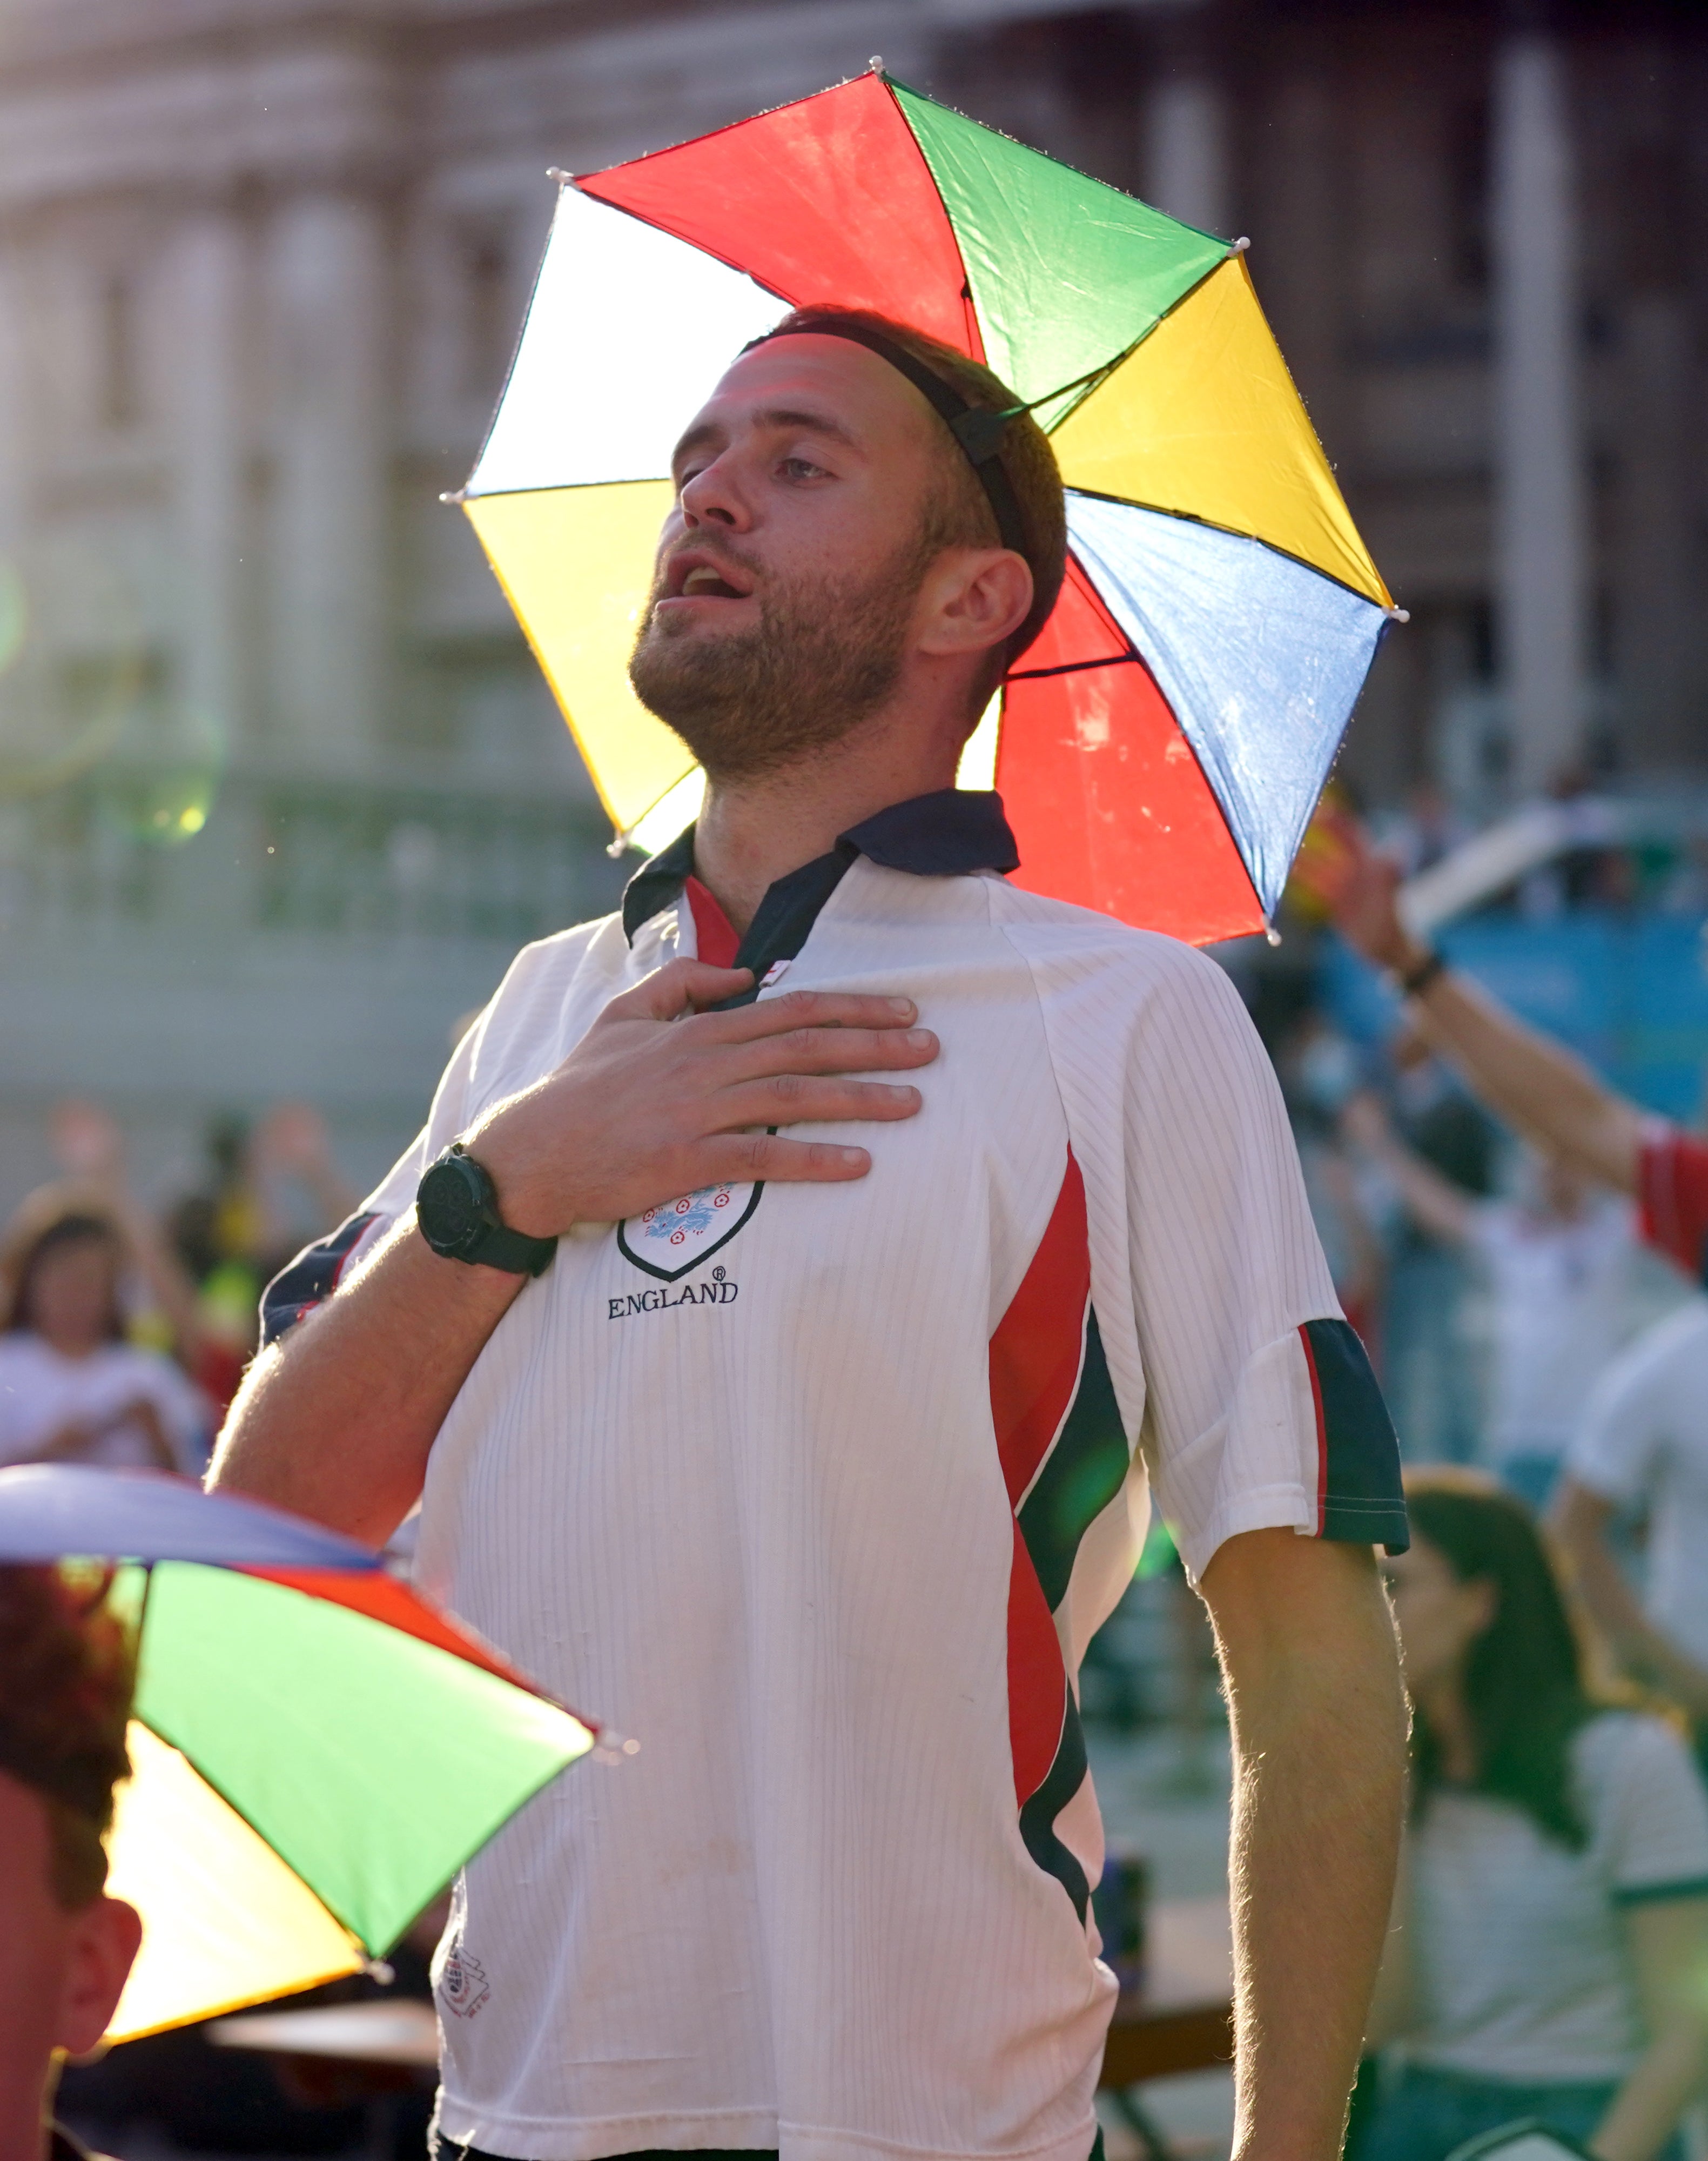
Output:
[743, 319, 1030, 558]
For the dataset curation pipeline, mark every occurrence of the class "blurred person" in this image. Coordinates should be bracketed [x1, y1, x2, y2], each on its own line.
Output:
[1553, 1303, 1708, 1755]
[166, 1104, 358, 1413]
[0, 1561, 140, 2160]
[1360, 1474, 1708, 2161]
[1343, 1094, 1635, 1509]
[1378, 1039, 1500, 1468]
[1273, 1010, 1387, 1352]
[0, 1197, 210, 1473]
[47, 1102, 208, 1363]
[213, 308, 1409, 2161]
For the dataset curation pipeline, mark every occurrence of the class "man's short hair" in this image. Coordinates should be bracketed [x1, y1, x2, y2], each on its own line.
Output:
[768, 305, 1068, 672]
[0, 1563, 134, 1909]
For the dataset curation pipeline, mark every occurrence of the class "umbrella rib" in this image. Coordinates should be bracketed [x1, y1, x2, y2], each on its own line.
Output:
[1007, 653, 1140, 683]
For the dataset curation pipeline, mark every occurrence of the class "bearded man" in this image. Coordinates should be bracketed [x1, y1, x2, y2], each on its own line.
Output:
[212, 308, 1409, 2161]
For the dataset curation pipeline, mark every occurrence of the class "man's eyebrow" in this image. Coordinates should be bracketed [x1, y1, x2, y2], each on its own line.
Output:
[670, 405, 862, 473]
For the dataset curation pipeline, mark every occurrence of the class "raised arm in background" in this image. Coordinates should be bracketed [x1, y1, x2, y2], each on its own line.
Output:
[1340, 1090, 1478, 1246]
[48, 1099, 209, 1362]
[1553, 1481, 1708, 1722]
[1310, 813, 1644, 1194]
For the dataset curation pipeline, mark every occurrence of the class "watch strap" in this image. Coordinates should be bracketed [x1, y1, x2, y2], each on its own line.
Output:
[465, 1218, 557, 1278]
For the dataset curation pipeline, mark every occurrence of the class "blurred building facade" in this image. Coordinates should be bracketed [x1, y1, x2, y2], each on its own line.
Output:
[0, 0, 1700, 1196]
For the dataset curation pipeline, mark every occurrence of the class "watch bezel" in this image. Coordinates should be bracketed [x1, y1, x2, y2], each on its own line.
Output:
[417, 1146, 497, 1262]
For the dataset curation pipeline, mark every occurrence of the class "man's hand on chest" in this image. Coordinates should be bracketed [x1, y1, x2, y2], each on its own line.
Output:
[466, 956, 938, 1239]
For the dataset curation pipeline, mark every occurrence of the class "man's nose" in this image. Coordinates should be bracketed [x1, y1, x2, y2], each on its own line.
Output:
[678, 453, 750, 532]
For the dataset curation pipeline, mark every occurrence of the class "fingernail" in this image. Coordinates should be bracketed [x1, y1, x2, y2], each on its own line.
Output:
[886, 998, 914, 1016]
[905, 1029, 932, 1048]
[839, 1147, 865, 1165]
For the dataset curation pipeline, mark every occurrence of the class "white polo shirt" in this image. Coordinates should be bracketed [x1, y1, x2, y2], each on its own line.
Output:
[266, 791, 1404, 2161]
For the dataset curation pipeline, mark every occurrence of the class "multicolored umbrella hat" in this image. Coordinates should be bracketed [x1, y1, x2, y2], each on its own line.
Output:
[455, 65, 1400, 946]
[0, 1465, 597, 2043]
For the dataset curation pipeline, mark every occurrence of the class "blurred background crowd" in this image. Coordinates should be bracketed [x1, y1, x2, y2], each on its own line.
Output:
[4, 0, 1708, 2155]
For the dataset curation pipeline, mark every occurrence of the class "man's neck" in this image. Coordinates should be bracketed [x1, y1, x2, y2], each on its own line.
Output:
[692, 714, 962, 936]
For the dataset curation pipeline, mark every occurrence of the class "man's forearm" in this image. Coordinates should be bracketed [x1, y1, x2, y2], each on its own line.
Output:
[1203, 1533, 1409, 2161]
[208, 1218, 524, 1544]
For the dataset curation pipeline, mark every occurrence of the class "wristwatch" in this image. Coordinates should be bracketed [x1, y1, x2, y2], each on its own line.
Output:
[415, 1143, 557, 1277]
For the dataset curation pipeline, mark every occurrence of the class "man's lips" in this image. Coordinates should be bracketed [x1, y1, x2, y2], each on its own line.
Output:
[657, 548, 757, 607]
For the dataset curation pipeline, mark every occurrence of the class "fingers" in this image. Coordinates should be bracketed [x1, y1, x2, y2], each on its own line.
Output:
[691, 1132, 875, 1185]
[695, 989, 922, 1043]
[709, 1075, 925, 1129]
[719, 1024, 938, 1085]
[612, 958, 755, 1022]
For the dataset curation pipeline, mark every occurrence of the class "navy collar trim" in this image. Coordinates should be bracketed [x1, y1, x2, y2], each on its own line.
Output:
[620, 788, 1018, 946]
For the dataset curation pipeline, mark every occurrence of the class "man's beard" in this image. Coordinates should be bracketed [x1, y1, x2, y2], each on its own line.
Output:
[628, 537, 927, 782]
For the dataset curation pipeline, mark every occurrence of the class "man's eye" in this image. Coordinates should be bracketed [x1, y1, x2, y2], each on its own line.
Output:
[780, 458, 828, 481]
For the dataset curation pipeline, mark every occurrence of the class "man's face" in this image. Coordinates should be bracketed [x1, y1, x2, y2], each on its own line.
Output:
[628, 336, 952, 779]
[0, 1772, 139, 2146]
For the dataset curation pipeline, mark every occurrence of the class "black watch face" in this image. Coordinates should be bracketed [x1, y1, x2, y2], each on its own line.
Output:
[420, 1159, 485, 1255]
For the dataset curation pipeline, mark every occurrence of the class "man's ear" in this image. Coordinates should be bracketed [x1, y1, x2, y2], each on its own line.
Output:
[56, 1894, 142, 2058]
[917, 549, 1033, 661]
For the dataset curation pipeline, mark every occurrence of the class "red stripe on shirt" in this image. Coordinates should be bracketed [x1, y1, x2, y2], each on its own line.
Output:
[1639, 1127, 1708, 1281]
[684, 875, 740, 969]
[989, 1152, 1091, 1507]
[1007, 1521, 1067, 1803]
[1299, 1323, 1328, 1535]
[991, 1153, 1089, 1804]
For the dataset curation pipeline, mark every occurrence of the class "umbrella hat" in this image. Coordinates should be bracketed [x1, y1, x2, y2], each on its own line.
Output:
[0, 1466, 597, 2042]
[457, 68, 1398, 945]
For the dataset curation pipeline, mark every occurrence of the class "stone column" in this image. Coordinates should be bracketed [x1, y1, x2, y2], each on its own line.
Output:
[1490, 33, 1586, 794]
[1145, 74, 1230, 237]
[266, 188, 388, 757]
[172, 209, 245, 743]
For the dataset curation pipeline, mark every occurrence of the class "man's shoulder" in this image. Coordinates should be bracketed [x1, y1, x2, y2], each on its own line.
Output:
[983, 882, 1249, 1022]
[486, 907, 633, 1012]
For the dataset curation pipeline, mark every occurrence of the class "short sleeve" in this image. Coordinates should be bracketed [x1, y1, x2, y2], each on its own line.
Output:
[1593, 1715, 1708, 1903]
[1566, 1325, 1673, 1508]
[1121, 947, 1408, 1578]
[1639, 1125, 1708, 1284]
[259, 1018, 481, 1347]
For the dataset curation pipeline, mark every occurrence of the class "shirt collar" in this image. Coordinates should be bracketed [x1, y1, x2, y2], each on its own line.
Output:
[621, 787, 1018, 945]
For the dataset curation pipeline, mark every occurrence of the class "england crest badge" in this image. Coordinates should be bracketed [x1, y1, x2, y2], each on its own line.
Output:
[617, 1178, 762, 1282]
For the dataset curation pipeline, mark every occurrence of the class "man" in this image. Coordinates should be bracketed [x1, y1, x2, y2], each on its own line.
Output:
[0, 1562, 140, 2160]
[1319, 814, 1708, 1710]
[212, 308, 1409, 2161]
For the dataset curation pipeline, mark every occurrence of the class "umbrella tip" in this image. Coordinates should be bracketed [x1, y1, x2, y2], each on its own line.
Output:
[439, 489, 467, 506]
[868, 54, 886, 74]
[607, 835, 629, 859]
[1387, 606, 1411, 623]
[1232, 236, 1251, 253]
[547, 166, 570, 184]
[1266, 927, 1282, 948]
